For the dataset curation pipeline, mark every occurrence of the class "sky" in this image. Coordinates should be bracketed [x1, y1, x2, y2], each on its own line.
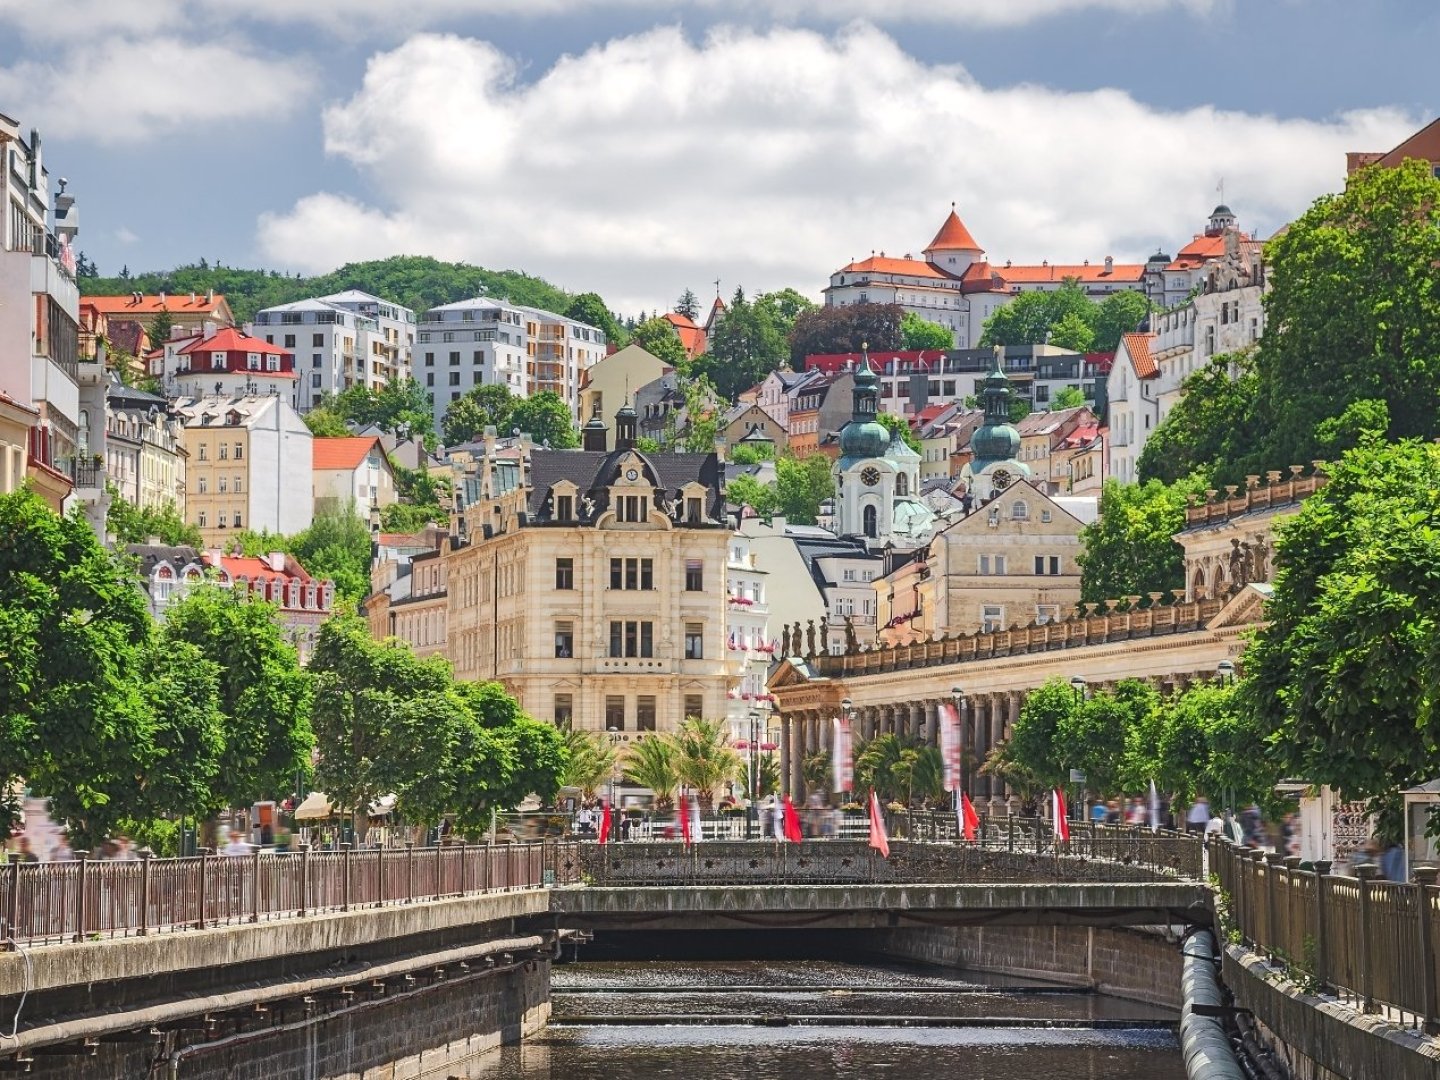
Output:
[0, 0, 1434, 316]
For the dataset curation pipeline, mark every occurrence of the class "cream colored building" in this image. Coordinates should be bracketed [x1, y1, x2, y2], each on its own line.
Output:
[0, 390, 38, 498]
[442, 415, 733, 740]
[370, 547, 449, 659]
[173, 395, 312, 545]
[576, 344, 669, 451]
[312, 435, 396, 515]
[875, 480, 1086, 644]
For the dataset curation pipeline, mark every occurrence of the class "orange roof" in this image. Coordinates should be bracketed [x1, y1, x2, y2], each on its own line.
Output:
[964, 260, 1146, 287]
[179, 326, 288, 356]
[211, 555, 313, 584]
[313, 436, 385, 472]
[924, 208, 983, 253]
[1121, 332, 1157, 379]
[662, 312, 707, 359]
[1166, 230, 1252, 271]
[85, 293, 232, 316]
[839, 255, 954, 280]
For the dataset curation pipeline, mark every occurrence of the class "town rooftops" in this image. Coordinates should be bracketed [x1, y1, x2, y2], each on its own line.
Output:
[526, 448, 723, 523]
[179, 326, 289, 357]
[1120, 332, 1158, 379]
[313, 435, 386, 472]
[85, 293, 234, 319]
[836, 255, 954, 280]
[924, 207, 983, 253]
[959, 259, 1146, 292]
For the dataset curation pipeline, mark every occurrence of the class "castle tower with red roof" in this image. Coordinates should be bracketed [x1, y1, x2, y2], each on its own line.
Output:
[923, 204, 985, 277]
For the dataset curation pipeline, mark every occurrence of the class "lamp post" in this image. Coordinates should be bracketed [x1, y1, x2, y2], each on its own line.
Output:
[1069, 676, 1087, 822]
[606, 726, 621, 810]
[840, 697, 855, 805]
[1216, 660, 1237, 818]
[1217, 659, 1236, 686]
[951, 686, 965, 803]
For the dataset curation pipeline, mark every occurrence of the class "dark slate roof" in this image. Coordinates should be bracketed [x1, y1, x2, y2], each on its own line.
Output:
[792, 534, 879, 593]
[527, 449, 724, 525]
[124, 544, 203, 590]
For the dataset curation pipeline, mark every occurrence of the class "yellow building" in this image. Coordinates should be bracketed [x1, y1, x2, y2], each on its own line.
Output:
[0, 390, 38, 498]
[443, 414, 733, 739]
[576, 344, 669, 451]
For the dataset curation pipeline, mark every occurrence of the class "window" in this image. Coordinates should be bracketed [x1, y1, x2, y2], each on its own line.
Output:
[842, 569, 855, 582]
[1011, 500, 1028, 521]
[982, 605, 1004, 633]
[556, 495, 573, 521]
[426, 373, 434, 387]
[895, 473, 908, 496]
[1034, 555, 1062, 575]
[233, 512, 243, 528]
[312, 333, 324, 347]
[608, 620, 654, 658]
[554, 694, 573, 728]
[218, 476, 228, 494]
[1036, 604, 1060, 625]
[684, 694, 703, 721]
[863, 505, 878, 538]
[198, 511, 207, 528]
[449, 351, 461, 366]
[425, 352, 434, 367]
[198, 444, 208, 461]
[1040, 509, 1052, 523]
[641, 622, 653, 657]
[234, 477, 243, 494]
[312, 373, 322, 387]
[197, 477, 208, 494]
[449, 372, 461, 386]
[685, 559, 703, 591]
[218, 443, 228, 460]
[554, 620, 573, 658]
[283, 334, 296, 349]
[686, 497, 703, 523]
[605, 696, 625, 731]
[555, 557, 574, 590]
[234, 443, 243, 460]
[685, 622, 704, 659]
[609, 558, 652, 589]
[636, 696, 657, 732]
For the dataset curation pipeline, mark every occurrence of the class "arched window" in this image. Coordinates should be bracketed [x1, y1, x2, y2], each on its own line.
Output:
[1011, 500, 1028, 521]
[895, 472, 909, 497]
[863, 505, 878, 538]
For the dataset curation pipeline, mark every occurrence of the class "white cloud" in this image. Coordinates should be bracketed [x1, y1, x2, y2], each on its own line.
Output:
[257, 24, 1414, 313]
[114, 227, 139, 245]
[0, 35, 314, 143]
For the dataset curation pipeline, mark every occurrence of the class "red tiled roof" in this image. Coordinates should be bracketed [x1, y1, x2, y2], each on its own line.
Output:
[1084, 351, 1116, 375]
[211, 555, 313, 584]
[85, 293, 232, 316]
[1166, 230, 1252, 271]
[803, 351, 944, 373]
[662, 312, 707, 359]
[179, 326, 289, 356]
[1121, 332, 1157, 379]
[924, 208, 983, 253]
[313, 436, 385, 472]
[1062, 423, 1100, 448]
[838, 255, 954, 280]
[961, 260, 1146, 289]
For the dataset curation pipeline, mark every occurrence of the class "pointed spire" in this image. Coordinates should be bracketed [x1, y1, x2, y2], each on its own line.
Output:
[924, 205, 983, 254]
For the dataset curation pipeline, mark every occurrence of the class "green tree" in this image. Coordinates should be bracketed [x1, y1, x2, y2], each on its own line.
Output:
[131, 637, 226, 827]
[754, 288, 817, 335]
[674, 289, 700, 320]
[1059, 680, 1158, 795]
[160, 586, 314, 813]
[149, 310, 174, 349]
[1048, 309, 1096, 353]
[725, 473, 779, 518]
[1052, 386, 1087, 409]
[335, 378, 435, 449]
[1250, 160, 1440, 472]
[561, 729, 619, 801]
[773, 452, 835, 526]
[106, 489, 203, 546]
[287, 506, 373, 602]
[789, 302, 903, 365]
[875, 412, 920, 453]
[566, 291, 628, 348]
[855, 734, 910, 804]
[379, 502, 444, 532]
[631, 316, 688, 369]
[509, 390, 580, 448]
[671, 717, 742, 811]
[1137, 352, 1257, 485]
[729, 441, 775, 466]
[302, 404, 352, 439]
[622, 735, 680, 809]
[999, 678, 1075, 791]
[1078, 477, 1203, 603]
[442, 383, 514, 445]
[1093, 291, 1153, 352]
[899, 311, 955, 350]
[1243, 438, 1440, 802]
[696, 287, 790, 399]
[1141, 682, 1273, 809]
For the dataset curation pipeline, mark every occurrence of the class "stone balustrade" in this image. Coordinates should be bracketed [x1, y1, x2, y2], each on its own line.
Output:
[1182, 462, 1328, 530]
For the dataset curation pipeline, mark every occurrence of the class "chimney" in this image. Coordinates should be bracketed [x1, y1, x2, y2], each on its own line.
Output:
[267, 551, 287, 573]
[206, 289, 214, 304]
[1104, 256, 1114, 273]
[159, 290, 166, 305]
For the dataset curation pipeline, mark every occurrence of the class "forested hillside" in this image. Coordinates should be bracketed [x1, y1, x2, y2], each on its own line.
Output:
[80, 255, 575, 324]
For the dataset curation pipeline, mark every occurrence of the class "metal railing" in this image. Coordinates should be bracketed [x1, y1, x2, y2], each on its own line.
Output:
[1211, 838, 1440, 1032]
[0, 842, 579, 948]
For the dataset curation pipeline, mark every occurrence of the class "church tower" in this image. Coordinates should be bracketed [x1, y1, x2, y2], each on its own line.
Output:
[923, 203, 985, 277]
[961, 352, 1030, 503]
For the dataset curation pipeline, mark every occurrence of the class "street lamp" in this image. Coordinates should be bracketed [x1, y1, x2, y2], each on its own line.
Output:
[1217, 659, 1236, 686]
[951, 687, 965, 806]
[1068, 677, 1087, 823]
[606, 726, 622, 809]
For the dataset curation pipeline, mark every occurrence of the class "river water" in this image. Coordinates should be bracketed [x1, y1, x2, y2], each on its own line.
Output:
[469, 959, 1186, 1078]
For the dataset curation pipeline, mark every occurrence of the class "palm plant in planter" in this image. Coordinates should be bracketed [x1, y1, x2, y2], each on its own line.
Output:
[622, 735, 679, 810]
[671, 718, 741, 811]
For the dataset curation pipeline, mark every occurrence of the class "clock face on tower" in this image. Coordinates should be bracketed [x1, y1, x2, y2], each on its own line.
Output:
[991, 469, 1013, 490]
[860, 466, 881, 487]
[625, 468, 638, 481]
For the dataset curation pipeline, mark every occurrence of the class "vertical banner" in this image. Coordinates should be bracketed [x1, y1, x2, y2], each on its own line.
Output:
[939, 702, 962, 793]
[832, 716, 853, 796]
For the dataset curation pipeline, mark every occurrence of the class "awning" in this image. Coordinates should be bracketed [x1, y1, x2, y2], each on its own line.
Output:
[293, 792, 334, 820]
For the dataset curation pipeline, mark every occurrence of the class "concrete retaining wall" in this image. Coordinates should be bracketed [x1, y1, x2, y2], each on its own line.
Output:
[1223, 943, 1440, 1080]
[868, 924, 1184, 1009]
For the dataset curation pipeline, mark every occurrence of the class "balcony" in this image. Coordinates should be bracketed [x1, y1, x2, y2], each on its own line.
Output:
[69, 458, 104, 491]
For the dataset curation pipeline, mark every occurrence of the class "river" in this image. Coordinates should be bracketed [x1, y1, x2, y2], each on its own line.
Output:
[468, 958, 1186, 1078]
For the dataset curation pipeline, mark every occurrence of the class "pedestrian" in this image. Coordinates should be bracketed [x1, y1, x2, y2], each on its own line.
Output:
[221, 829, 252, 856]
[1382, 839, 1407, 882]
[1186, 795, 1211, 835]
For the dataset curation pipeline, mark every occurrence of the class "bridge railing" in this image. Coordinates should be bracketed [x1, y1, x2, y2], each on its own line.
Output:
[1211, 838, 1440, 1032]
[0, 842, 582, 948]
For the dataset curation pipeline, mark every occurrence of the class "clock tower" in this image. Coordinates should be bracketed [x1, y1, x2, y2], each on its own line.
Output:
[833, 351, 929, 546]
[961, 351, 1030, 503]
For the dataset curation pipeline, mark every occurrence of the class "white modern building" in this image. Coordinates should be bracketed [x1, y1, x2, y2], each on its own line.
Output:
[1105, 332, 1160, 484]
[249, 290, 416, 413]
[416, 298, 606, 436]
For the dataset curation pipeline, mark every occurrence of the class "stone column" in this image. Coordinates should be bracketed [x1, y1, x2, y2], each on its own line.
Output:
[961, 696, 979, 796]
[789, 715, 805, 802]
[909, 701, 924, 744]
[780, 715, 793, 800]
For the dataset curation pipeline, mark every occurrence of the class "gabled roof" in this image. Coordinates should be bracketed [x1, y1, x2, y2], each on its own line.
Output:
[1119, 332, 1158, 379]
[313, 436, 386, 472]
[662, 311, 707, 359]
[215, 554, 313, 583]
[1368, 116, 1440, 170]
[85, 293, 232, 317]
[527, 449, 723, 522]
[837, 255, 954, 280]
[179, 326, 289, 356]
[960, 260, 1146, 290]
[924, 207, 983, 254]
[1017, 406, 1091, 439]
[1166, 230, 1253, 271]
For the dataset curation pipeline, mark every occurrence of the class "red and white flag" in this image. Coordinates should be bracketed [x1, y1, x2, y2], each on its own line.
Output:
[939, 702, 962, 793]
[782, 795, 804, 843]
[678, 793, 692, 846]
[598, 801, 612, 845]
[868, 788, 890, 859]
[832, 715, 854, 796]
[960, 791, 981, 842]
[1052, 788, 1070, 842]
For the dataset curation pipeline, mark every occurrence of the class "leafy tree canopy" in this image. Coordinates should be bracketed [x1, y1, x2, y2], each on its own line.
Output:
[1078, 477, 1204, 603]
[106, 489, 202, 547]
[566, 291, 628, 348]
[899, 311, 955, 351]
[509, 390, 580, 449]
[789, 302, 903, 366]
[980, 281, 1150, 353]
[693, 287, 796, 400]
[1052, 385, 1087, 409]
[674, 289, 700, 321]
[442, 383, 515, 446]
[774, 452, 836, 525]
[631, 316, 689, 369]
[1137, 351, 1258, 485]
[875, 411, 921, 453]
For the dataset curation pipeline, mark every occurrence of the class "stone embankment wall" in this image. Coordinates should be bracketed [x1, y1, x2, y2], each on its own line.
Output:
[868, 924, 1184, 1009]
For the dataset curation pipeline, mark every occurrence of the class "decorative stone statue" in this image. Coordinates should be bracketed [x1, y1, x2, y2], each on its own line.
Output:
[1250, 535, 1270, 583]
[844, 615, 858, 654]
[780, 623, 793, 657]
[1228, 538, 1250, 590]
[806, 619, 818, 657]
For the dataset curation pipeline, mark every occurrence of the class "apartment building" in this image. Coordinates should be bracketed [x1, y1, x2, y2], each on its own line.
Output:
[442, 411, 730, 740]
[154, 326, 299, 408]
[250, 290, 416, 412]
[0, 113, 80, 507]
[724, 530, 773, 726]
[172, 394, 313, 544]
[1106, 332, 1160, 484]
[417, 298, 605, 438]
